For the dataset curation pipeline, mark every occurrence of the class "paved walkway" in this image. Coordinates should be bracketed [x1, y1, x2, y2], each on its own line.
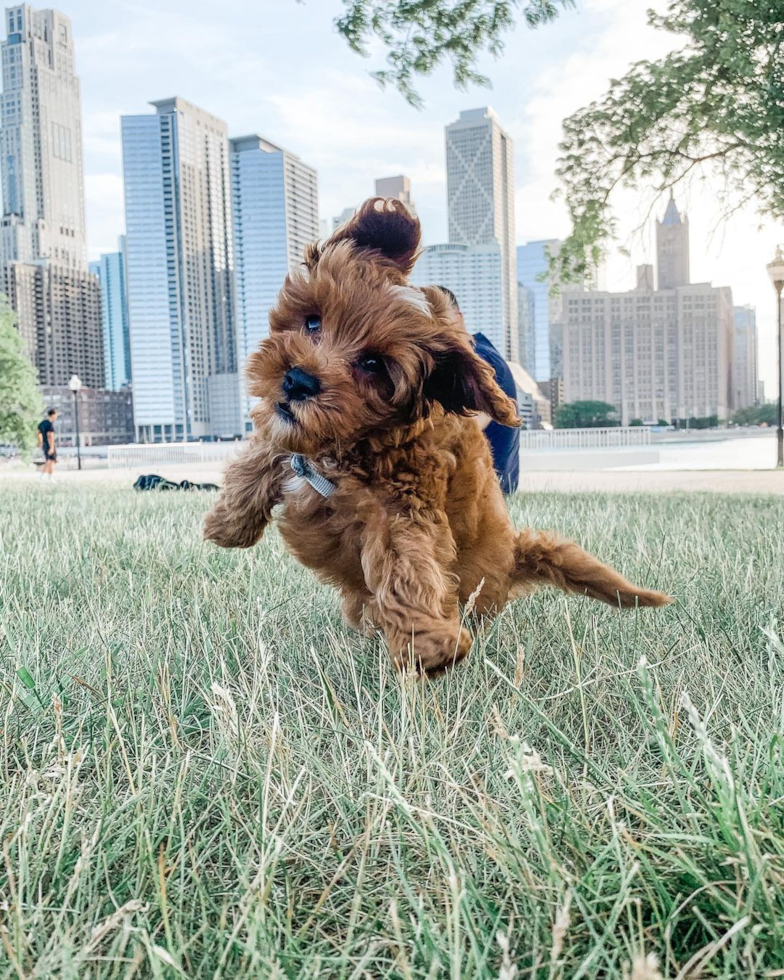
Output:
[3, 462, 784, 495]
[517, 469, 784, 494]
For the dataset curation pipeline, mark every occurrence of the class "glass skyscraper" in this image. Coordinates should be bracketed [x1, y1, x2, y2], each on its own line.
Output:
[121, 97, 235, 442]
[231, 134, 318, 432]
[516, 240, 562, 382]
[90, 236, 131, 391]
[732, 305, 758, 410]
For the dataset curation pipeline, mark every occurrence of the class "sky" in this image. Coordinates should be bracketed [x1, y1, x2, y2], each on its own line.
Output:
[66, 0, 782, 393]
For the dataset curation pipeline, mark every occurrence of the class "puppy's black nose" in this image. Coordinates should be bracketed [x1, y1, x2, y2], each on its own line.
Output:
[282, 366, 321, 401]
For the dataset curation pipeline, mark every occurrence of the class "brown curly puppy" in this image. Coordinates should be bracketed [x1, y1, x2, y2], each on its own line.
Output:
[204, 198, 671, 673]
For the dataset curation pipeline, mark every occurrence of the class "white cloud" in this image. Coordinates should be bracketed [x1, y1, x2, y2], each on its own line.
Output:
[263, 69, 447, 235]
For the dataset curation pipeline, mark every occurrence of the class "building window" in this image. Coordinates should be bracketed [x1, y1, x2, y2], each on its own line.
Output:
[52, 122, 72, 161]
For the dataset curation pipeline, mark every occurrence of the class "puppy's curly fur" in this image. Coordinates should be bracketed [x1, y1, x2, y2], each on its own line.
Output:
[204, 198, 671, 673]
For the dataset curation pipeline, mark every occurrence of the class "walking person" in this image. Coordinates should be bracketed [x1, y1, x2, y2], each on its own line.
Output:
[437, 287, 521, 494]
[37, 408, 58, 482]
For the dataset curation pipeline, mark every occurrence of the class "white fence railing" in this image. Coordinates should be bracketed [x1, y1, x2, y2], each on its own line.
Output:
[108, 442, 240, 469]
[519, 427, 652, 451]
[107, 427, 651, 468]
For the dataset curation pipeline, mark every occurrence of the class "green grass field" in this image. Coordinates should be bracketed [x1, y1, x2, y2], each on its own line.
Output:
[2, 484, 784, 978]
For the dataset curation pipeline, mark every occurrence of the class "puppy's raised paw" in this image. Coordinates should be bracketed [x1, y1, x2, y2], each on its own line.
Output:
[203, 504, 262, 549]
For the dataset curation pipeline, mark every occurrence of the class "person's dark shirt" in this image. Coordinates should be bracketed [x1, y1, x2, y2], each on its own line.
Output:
[472, 332, 520, 494]
[38, 418, 54, 455]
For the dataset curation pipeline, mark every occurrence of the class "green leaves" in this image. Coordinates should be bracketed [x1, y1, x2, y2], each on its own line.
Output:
[0, 295, 43, 453]
[554, 400, 620, 429]
[732, 404, 778, 426]
[335, 0, 574, 105]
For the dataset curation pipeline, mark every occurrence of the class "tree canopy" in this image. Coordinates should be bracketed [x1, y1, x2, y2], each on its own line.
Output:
[0, 299, 42, 452]
[335, 0, 573, 106]
[555, 0, 784, 283]
[731, 404, 777, 426]
[554, 400, 619, 429]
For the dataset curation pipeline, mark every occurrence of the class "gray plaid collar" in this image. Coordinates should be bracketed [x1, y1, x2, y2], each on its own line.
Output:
[289, 453, 336, 498]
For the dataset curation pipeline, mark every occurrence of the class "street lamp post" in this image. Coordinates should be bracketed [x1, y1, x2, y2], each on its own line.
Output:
[68, 374, 83, 471]
[766, 247, 784, 469]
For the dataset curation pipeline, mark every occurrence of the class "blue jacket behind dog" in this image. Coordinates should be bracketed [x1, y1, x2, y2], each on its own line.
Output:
[472, 332, 520, 495]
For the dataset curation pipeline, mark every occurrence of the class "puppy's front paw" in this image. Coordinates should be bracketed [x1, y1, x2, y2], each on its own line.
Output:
[203, 504, 263, 549]
[392, 625, 472, 676]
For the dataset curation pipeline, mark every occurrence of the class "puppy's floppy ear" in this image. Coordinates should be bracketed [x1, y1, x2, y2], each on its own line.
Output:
[327, 197, 420, 276]
[423, 333, 521, 427]
[418, 286, 520, 427]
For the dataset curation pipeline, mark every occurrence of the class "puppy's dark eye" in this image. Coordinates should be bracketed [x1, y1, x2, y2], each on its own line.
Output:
[304, 315, 321, 334]
[358, 354, 384, 374]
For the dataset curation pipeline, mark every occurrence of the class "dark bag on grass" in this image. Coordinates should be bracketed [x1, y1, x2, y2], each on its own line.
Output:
[133, 474, 219, 492]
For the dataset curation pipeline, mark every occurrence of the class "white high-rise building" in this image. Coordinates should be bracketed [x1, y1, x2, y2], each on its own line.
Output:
[445, 107, 517, 360]
[0, 3, 103, 387]
[122, 97, 236, 442]
[0, 4, 86, 267]
[563, 201, 734, 424]
[564, 281, 734, 424]
[410, 242, 504, 353]
[375, 175, 415, 215]
[231, 134, 319, 433]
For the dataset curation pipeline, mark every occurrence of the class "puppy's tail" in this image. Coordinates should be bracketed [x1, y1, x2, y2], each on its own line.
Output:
[513, 529, 672, 609]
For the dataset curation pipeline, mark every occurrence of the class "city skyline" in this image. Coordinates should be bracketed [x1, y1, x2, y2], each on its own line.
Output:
[56, 0, 780, 400]
[0, 3, 770, 406]
[58, 0, 778, 392]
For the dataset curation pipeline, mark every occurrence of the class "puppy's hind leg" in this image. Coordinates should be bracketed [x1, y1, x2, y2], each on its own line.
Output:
[512, 529, 672, 609]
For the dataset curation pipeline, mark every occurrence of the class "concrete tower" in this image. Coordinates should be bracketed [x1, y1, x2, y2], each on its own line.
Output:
[656, 195, 690, 290]
[374, 175, 416, 215]
[445, 108, 517, 360]
[0, 4, 103, 387]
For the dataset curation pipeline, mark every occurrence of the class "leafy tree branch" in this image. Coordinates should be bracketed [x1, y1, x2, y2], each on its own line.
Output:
[554, 0, 784, 283]
[335, 0, 573, 106]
